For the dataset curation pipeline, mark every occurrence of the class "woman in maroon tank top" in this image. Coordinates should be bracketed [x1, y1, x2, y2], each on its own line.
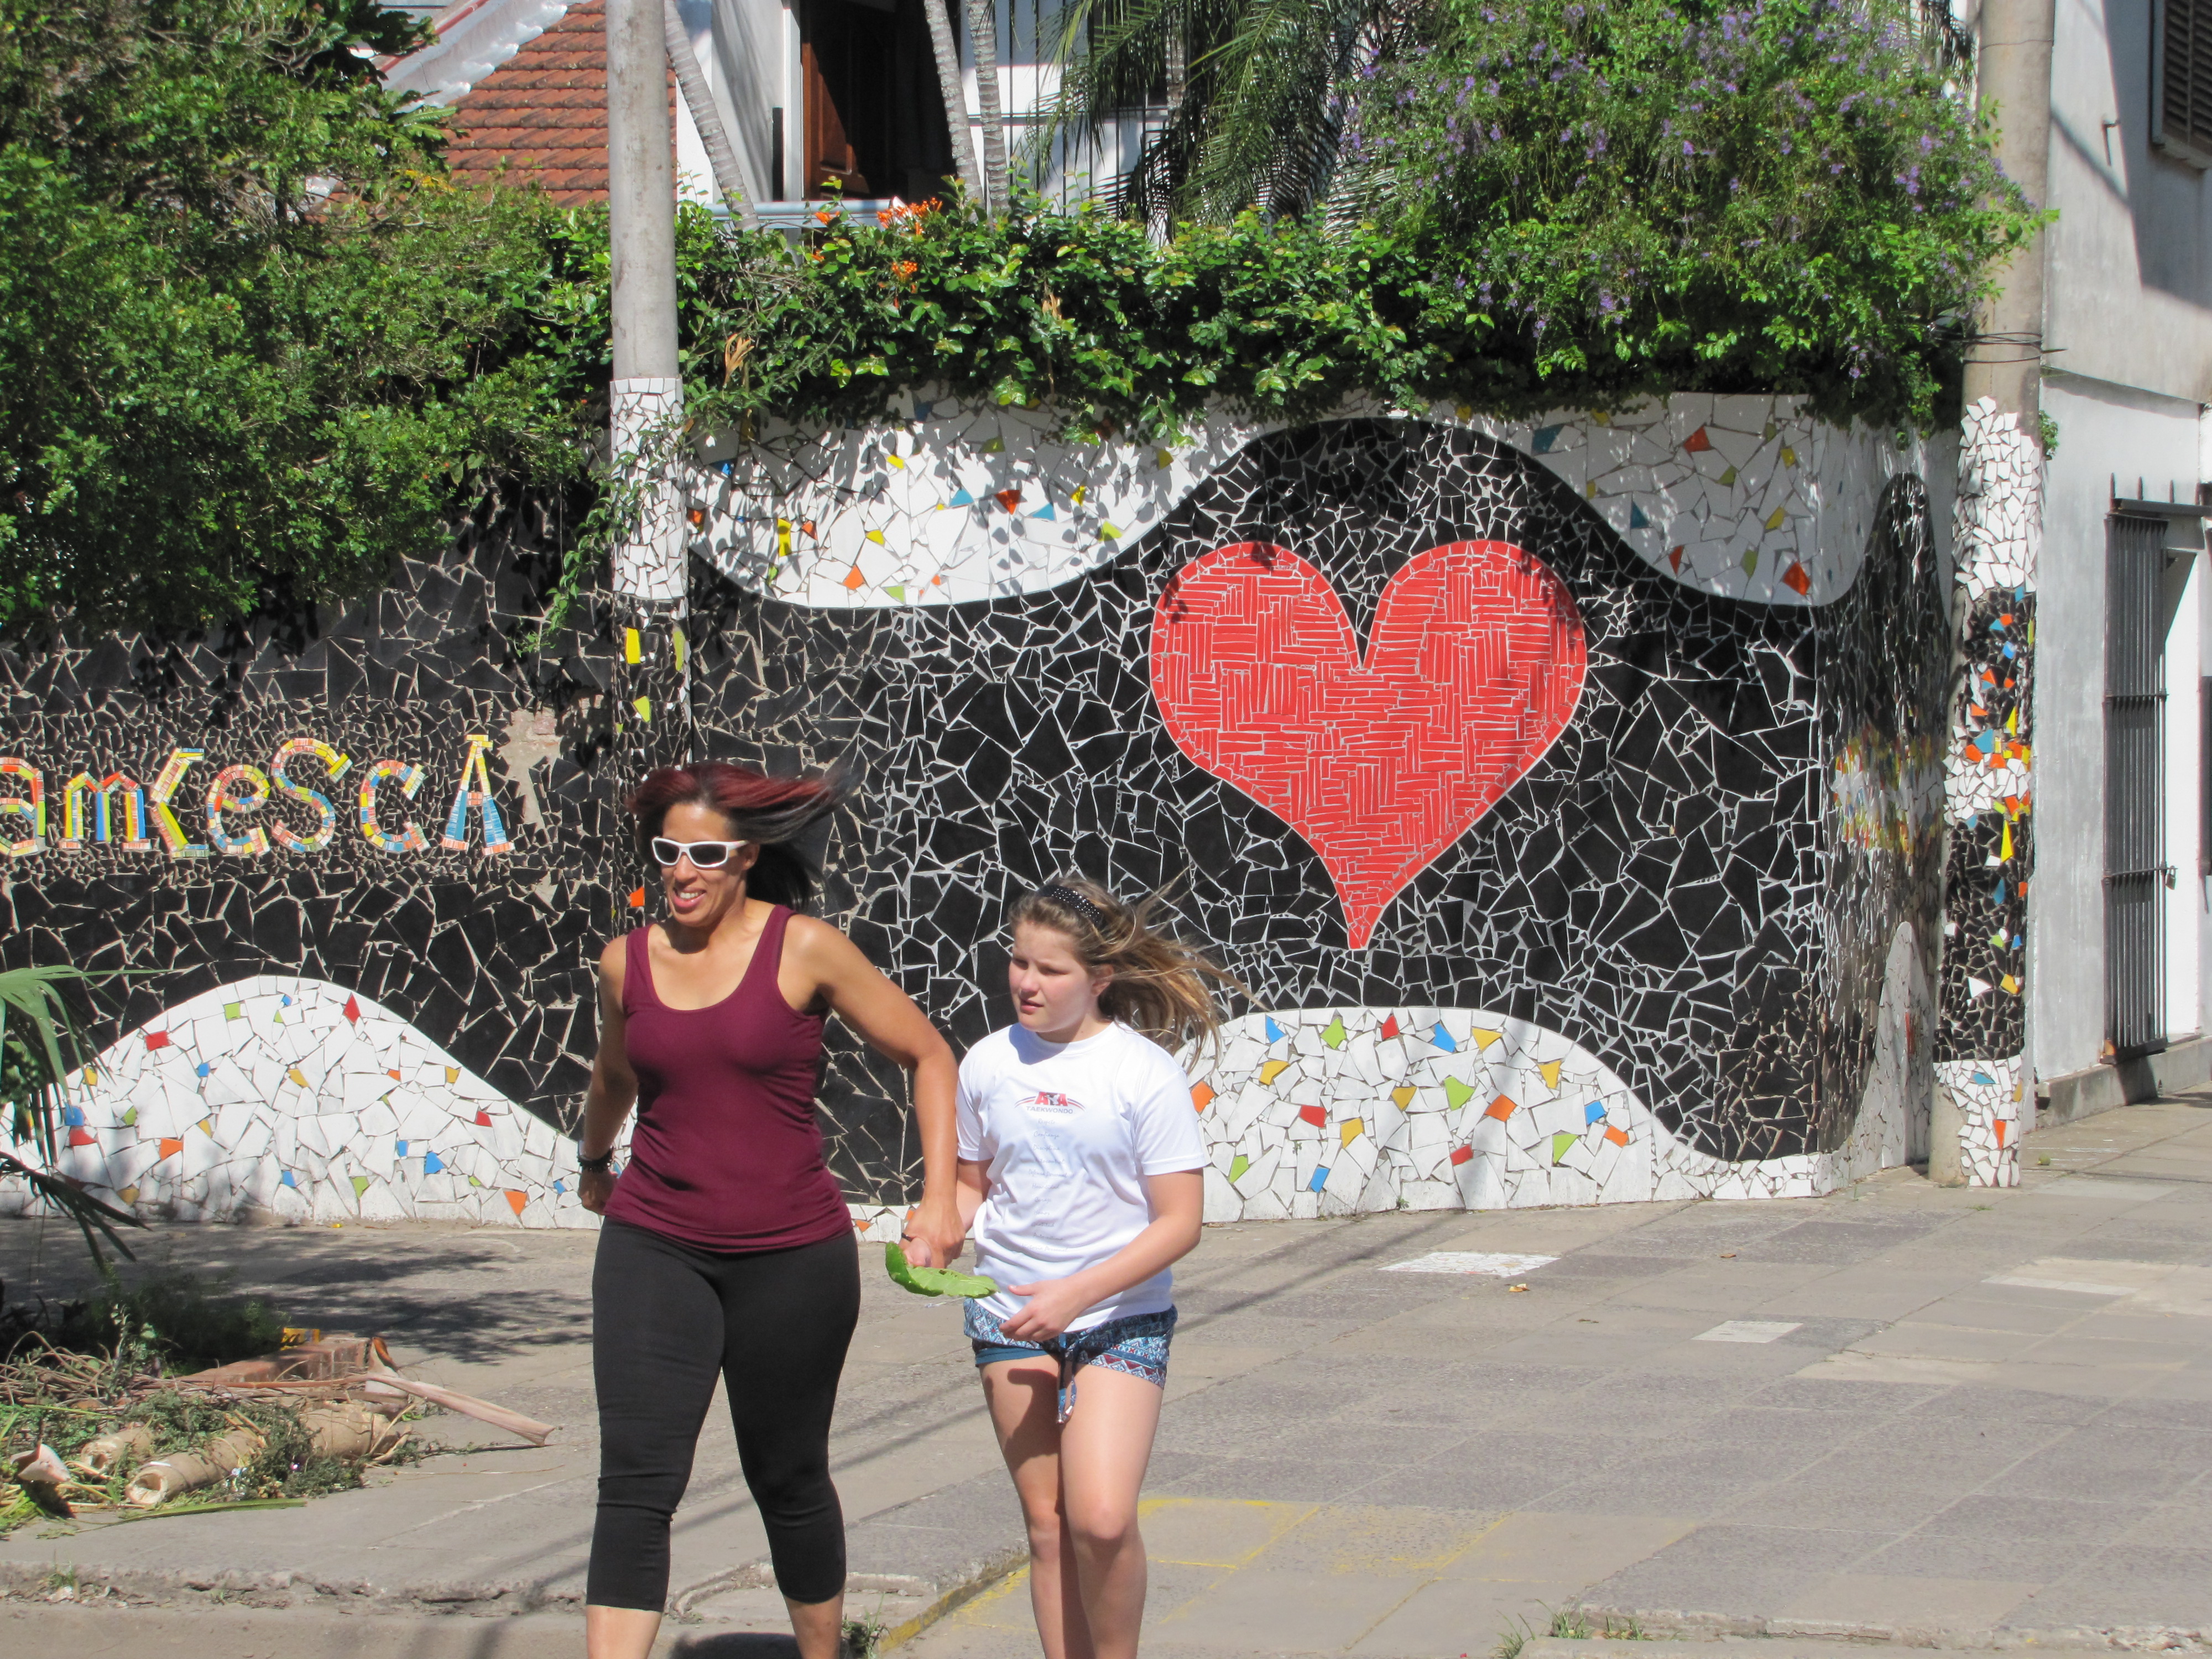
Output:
[573, 761, 964, 1659]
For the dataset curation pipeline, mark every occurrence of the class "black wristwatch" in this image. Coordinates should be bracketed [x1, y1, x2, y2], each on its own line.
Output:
[578, 1148, 615, 1174]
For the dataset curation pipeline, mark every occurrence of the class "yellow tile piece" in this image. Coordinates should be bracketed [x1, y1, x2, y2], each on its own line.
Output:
[866, 529, 886, 545]
[1765, 506, 1787, 531]
[633, 696, 653, 723]
[1470, 1027, 1503, 1050]
[1259, 1059, 1292, 1086]
[446, 1067, 460, 1084]
[1538, 1059, 1563, 1091]
[1391, 1086, 1417, 1109]
[197, 1118, 212, 1136]
[671, 627, 687, 675]
[888, 453, 906, 469]
[623, 627, 641, 665]
[1339, 1118, 1363, 1147]
[1781, 446, 1798, 466]
[288, 1067, 307, 1087]
[1072, 485, 1087, 504]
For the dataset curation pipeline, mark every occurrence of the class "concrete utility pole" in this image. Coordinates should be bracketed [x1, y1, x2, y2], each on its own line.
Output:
[1961, 0, 2056, 426]
[606, 0, 693, 841]
[1932, 0, 2054, 1186]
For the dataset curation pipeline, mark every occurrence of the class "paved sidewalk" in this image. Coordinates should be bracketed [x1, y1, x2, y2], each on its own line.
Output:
[2, 1098, 2210, 1657]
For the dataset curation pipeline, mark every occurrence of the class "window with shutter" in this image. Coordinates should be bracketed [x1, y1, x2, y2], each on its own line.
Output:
[2155, 0, 2212, 167]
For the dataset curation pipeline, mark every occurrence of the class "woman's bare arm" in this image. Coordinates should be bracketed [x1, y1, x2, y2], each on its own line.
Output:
[790, 917, 964, 1266]
[577, 937, 638, 1215]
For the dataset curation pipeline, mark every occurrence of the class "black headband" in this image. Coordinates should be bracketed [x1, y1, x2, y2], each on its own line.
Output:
[1037, 884, 1110, 933]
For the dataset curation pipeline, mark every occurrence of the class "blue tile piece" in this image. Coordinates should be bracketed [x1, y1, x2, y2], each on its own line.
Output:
[554, 1179, 567, 1195]
[423, 1151, 445, 1174]
[196, 1062, 211, 1077]
[1532, 424, 1563, 453]
[1308, 1166, 1329, 1192]
[1628, 502, 1649, 529]
[280, 1170, 296, 1188]
[1971, 1071, 1995, 1086]
[1584, 1102, 1606, 1124]
[947, 488, 975, 508]
[1430, 1023, 1458, 1053]
[395, 1139, 409, 1156]
[62, 1104, 84, 1127]
[1032, 503, 1057, 520]
[1264, 1016, 1284, 1043]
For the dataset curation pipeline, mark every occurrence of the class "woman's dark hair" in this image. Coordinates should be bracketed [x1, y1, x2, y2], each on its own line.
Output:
[625, 761, 848, 910]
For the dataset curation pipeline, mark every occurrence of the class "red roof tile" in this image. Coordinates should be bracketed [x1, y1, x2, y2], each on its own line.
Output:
[442, 0, 674, 206]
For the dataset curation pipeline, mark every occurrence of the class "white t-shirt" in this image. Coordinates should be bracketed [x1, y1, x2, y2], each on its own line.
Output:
[956, 1021, 1206, 1332]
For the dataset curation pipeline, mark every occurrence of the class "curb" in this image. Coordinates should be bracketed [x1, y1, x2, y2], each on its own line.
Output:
[1553, 1609, 2212, 1653]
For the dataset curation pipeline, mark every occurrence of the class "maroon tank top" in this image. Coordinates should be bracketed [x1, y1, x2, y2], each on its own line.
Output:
[603, 906, 853, 1253]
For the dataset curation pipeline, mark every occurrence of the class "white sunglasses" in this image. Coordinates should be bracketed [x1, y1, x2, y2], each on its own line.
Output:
[650, 836, 748, 869]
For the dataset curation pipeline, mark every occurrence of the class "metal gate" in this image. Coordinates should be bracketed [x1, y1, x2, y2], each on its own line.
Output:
[2107, 514, 2169, 1057]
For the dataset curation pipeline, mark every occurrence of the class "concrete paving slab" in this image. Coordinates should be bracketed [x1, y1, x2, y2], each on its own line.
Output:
[1441, 1512, 1698, 1585]
[1778, 1572, 2041, 1629]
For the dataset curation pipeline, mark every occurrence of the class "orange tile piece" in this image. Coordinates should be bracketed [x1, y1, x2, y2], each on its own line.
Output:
[158, 1137, 184, 1159]
[1683, 426, 1712, 453]
[1191, 1082, 1215, 1112]
[1781, 562, 1811, 596]
[994, 488, 1022, 512]
[505, 1190, 529, 1217]
[1485, 1095, 1518, 1121]
[843, 565, 867, 590]
[1448, 1145, 1474, 1166]
[1604, 1125, 1630, 1146]
[628, 886, 646, 907]
[1668, 546, 1684, 571]
[1994, 1119, 2008, 1147]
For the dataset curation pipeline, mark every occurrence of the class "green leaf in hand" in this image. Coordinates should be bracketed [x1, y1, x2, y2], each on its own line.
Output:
[885, 1241, 997, 1298]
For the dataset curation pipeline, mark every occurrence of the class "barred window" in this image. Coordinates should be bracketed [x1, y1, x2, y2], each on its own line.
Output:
[2156, 0, 2212, 168]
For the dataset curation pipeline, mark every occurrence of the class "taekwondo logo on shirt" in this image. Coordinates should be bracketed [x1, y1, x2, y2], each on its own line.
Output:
[1021, 1089, 1089, 1117]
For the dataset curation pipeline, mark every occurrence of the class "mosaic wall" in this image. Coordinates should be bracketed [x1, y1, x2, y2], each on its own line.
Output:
[2, 395, 1968, 1227]
[1934, 396, 2039, 1186]
[690, 405, 1954, 1211]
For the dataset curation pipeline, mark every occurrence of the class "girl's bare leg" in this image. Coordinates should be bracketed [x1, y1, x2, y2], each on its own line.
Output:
[982, 1357, 1093, 1659]
[1055, 1367, 1165, 1659]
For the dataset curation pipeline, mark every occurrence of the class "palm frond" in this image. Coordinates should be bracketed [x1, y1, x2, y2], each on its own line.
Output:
[0, 965, 148, 1269]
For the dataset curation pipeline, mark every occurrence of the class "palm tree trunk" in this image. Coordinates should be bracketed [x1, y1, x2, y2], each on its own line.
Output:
[964, 0, 1010, 212]
[921, 0, 986, 203]
[662, 0, 758, 227]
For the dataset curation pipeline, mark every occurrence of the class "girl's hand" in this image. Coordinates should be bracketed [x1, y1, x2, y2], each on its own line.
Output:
[579, 1166, 617, 1215]
[998, 1277, 1092, 1342]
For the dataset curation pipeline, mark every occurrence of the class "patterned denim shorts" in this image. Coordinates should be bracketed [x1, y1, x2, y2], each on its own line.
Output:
[963, 1300, 1177, 1421]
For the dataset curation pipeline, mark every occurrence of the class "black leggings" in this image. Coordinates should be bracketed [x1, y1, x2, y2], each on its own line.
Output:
[588, 1218, 861, 1610]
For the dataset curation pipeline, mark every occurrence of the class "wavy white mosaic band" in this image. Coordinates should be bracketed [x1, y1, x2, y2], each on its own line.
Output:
[1191, 926, 1931, 1219]
[696, 394, 1950, 611]
[4, 933, 1928, 1226]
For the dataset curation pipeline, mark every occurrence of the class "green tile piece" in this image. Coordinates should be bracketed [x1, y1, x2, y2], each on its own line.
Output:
[1741, 545, 1759, 576]
[349, 1176, 370, 1197]
[1228, 1154, 1250, 1183]
[223, 1002, 243, 1020]
[1443, 1076, 1475, 1110]
[1552, 1131, 1578, 1165]
[1719, 465, 1738, 486]
[121, 1106, 137, 1128]
[1321, 1014, 1347, 1049]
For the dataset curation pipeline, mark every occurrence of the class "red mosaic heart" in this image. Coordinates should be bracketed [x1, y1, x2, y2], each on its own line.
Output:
[1151, 541, 1587, 948]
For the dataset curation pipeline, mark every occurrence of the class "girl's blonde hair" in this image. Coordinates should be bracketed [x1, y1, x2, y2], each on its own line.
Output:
[1010, 876, 1243, 1057]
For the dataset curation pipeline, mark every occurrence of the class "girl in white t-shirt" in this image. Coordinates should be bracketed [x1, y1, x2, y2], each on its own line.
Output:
[948, 877, 1233, 1659]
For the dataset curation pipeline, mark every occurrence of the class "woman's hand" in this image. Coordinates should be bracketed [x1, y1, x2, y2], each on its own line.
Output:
[997, 1277, 1093, 1343]
[579, 1166, 617, 1215]
[902, 1194, 966, 1270]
